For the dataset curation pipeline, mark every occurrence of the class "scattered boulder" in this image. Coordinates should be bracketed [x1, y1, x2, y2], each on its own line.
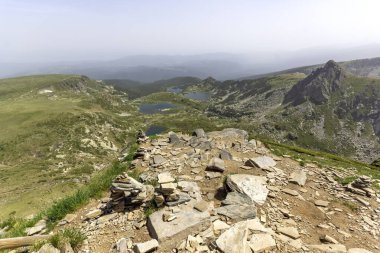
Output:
[277, 226, 300, 239]
[26, 219, 47, 235]
[147, 207, 211, 247]
[85, 209, 102, 220]
[153, 155, 166, 165]
[289, 170, 307, 186]
[219, 149, 233, 160]
[216, 218, 274, 253]
[206, 157, 225, 172]
[315, 200, 329, 207]
[133, 239, 159, 253]
[226, 174, 268, 205]
[38, 244, 60, 253]
[245, 156, 276, 169]
[192, 129, 206, 138]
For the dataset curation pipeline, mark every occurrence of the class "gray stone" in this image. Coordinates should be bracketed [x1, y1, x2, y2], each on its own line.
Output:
[289, 170, 307, 186]
[194, 200, 210, 212]
[169, 132, 181, 144]
[38, 244, 60, 253]
[193, 128, 206, 138]
[206, 157, 225, 172]
[249, 233, 276, 253]
[226, 174, 268, 205]
[206, 171, 222, 179]
[315, 200, 329, 207]
[116, 238, 128, 253]
[277, 226, 300, 239]
[166, 192, 192, 206]
[222, 192, 253, 206]
[157, 172, 175, 184]
[133, 239, 159, 253]
[246, 156, 276, 169]
[219, 149, 233, 160]
[153, 155, 166, 165]
[27, 220, 47, 235]
[216, 204, 256, 220]
[147, 208, 210, 247]
[216, 218, 273, 253]
[213, 220, 230, 231]
[282, 188, 299, 196]
[320, 234, 339, 244]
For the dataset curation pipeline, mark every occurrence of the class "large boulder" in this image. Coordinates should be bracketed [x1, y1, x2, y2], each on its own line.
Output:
[147, 207, 211, 249]
[206, 157, 225, 172]
[245, 156, 276, 169]
[216, 218, 274, 253]
[289, 170, 307, 186]
[226, 174, 269, 205]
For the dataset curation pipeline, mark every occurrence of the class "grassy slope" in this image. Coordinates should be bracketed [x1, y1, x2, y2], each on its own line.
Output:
[0, 75, 138, 219]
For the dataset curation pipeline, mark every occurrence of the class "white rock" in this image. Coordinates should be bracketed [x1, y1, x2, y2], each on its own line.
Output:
[213, 220, 231, 231]
[133, 239, 159, 253]
[226, 174, 268, 205]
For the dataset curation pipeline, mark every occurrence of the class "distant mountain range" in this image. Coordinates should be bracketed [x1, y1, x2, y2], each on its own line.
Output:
[2, 44, 380, 82]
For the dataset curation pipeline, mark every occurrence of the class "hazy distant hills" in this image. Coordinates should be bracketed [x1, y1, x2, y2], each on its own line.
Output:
[2, 45, 380, 82]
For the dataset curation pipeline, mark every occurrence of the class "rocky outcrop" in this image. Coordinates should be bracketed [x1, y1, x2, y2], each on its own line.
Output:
[284, 60, 347, 106]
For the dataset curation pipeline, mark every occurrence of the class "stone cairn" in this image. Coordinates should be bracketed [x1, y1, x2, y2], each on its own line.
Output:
[137, 129, 148, 144]
[346, 175, 374, 197]
[110, 173, 154, 212]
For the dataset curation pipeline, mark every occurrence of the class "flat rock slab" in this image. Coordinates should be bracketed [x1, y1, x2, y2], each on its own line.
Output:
[226, 174, 268, 205]
[289, 170, 307, 186]
[153, 155, 166, 165]
[282, 188, 299, 196]
[206, 157, 225, 172]
[248, 156, 276, 168]
[315, 200, 329, 207]
[222, 192, 253, 206]
[216, 204, 257, 220]
[216, 218, 273, 253]
[147, 208, 211, 248]
[308, 244, 347, 253]
[277, 226, 300, 239]
[133, 239, 159, 253]
[249, 233, 276, 253]
[158, 172, 175, 184]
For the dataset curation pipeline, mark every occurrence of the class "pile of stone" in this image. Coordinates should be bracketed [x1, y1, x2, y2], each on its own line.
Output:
[110, 173, 154, 212]
[352, 176, 372, 189]
[346, 176, 374, 197]
[154, 172, 191, 207]
[136, 130, 148, 144]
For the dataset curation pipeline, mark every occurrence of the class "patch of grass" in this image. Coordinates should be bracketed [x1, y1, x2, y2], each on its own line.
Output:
[49, 228, 87, 251]
[335, 176, 357, 185]
[2, 143, 138, 238]
[341, 200, 359, 212]
[144, 200, 158, 218]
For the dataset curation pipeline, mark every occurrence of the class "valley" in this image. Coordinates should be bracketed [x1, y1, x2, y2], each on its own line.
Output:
[1, 58, 380, 253]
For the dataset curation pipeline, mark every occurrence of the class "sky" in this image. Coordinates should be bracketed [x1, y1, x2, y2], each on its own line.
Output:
[1, 0, 380, 62]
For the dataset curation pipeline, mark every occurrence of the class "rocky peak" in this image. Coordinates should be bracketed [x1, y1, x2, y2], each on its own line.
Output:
[283, 60, 347, 106]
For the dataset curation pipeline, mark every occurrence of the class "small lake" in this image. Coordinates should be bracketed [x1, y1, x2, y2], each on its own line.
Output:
[184, 91, 210, 101]
[139, 103, 176, 114]
[146, 125, 167, 136]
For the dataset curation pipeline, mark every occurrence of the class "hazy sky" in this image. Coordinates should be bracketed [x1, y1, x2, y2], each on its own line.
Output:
[1, 0, 380, 62]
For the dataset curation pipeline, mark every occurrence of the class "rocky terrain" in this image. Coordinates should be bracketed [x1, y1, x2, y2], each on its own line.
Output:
[19, 128, 380, 253]
[180, 61, 380, 163]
